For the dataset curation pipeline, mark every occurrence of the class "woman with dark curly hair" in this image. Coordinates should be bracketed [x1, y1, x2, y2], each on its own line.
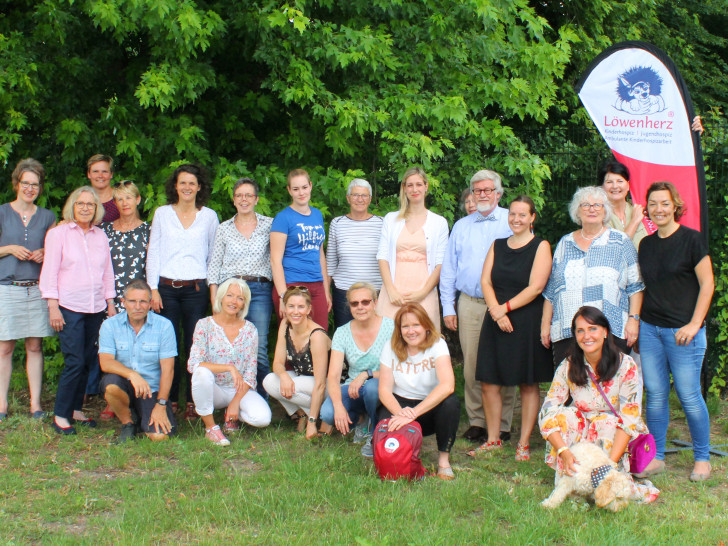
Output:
[147, 164, 219, 418]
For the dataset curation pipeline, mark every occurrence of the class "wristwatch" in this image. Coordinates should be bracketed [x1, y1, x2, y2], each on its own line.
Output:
[629, 314, 640, 321]
[308, 416, 317, 424]
[157, 398, 168, 407]
[366, 370, 374, 380]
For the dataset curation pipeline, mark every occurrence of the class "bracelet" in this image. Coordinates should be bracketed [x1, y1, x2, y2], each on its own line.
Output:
[506, 301, 512, 313]
[556, 446, 570, 456]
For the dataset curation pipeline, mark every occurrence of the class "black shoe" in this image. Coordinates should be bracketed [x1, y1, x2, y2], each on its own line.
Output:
[463, 425, 486, 442]
[499, 430, 511, 442]
[117, 423, 137, 443]
[73, 418, 98, 428]
[52, 420, 77, 435]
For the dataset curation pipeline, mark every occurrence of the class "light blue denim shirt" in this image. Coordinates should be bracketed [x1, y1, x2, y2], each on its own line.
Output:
[98, 310, 177, 392]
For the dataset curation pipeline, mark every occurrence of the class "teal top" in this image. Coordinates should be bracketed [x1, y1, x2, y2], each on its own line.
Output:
[331, 317, 394, 383]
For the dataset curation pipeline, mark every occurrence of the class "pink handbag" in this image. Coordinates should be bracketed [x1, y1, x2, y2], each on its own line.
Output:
[586, 367, 656, 474]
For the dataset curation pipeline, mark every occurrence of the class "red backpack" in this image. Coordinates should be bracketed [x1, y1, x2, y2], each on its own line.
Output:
[373, 418, 427, 481]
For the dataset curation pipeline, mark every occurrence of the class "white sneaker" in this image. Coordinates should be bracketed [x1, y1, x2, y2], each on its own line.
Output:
[205, 425, 230, 446]
[352, 417, 371, 444]
[360, 434, 373, 458]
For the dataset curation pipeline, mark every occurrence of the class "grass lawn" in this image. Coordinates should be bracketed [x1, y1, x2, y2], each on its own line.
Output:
[1, 374, 727, 545]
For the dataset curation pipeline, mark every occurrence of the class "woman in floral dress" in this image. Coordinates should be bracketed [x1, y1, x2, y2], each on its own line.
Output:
[539, 306, 658, 502]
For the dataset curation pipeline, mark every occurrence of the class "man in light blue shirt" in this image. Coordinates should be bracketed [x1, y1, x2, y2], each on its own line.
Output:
[440, 170, 515, 443]
[99, 279, 177, 442]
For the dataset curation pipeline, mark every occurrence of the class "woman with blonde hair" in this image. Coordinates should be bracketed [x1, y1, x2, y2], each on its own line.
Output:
[263, 285, 331, 439]
[40, 186, 116, 434]
[376, 167, 448, 330]
[188, 278, 272, 446]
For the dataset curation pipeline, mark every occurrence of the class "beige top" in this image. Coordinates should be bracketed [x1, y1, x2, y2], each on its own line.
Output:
[607, 201, 648, 250]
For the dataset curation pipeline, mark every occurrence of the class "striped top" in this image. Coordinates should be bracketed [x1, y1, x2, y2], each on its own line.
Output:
[326, 214, 383, 290]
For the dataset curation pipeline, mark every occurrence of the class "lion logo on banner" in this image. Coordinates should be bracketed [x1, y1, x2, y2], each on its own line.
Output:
[613, 66, 666, 115]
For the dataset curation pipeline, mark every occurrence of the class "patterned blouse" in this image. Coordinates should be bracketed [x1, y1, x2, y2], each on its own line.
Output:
[543, 228, 643, 342]
[102, 221, 151, 312]
[538, 354, 648, 472]
[187, 317, 258, 390]
[207, 213, 273, 284]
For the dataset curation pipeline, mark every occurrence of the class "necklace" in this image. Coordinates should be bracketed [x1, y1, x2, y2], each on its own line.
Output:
[116, 219, 139, 231]
[580, 226, 604, 240]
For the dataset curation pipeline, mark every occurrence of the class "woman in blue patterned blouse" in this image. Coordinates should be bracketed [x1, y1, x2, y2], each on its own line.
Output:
[541, 186, 644, 365]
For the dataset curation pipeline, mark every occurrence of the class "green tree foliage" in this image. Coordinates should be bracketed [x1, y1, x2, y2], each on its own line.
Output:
[1, 0, 576, 222]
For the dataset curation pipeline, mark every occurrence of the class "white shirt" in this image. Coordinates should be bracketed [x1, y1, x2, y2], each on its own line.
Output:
[146, 205, 219, 289]
[380, 337, 450, 400]
[376, 210, 449, 281]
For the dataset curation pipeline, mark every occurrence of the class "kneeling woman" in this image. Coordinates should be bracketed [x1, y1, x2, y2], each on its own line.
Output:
[264, 286, 331, 439]
[538, 306, 658, 502]
[188, 278, 272, 446]
[320, 282, 394, 456]
[378, 303, 460, 480]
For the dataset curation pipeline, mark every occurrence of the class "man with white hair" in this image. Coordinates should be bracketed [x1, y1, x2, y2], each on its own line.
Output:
[440, 169, 516, 443]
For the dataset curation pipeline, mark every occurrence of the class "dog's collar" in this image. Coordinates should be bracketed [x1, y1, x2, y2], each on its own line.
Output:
[590, 464, 613, 488]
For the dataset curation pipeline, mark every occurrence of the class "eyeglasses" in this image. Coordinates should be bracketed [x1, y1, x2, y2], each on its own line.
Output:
[114, 180, 136, 188]
[473, 188, 497, 196]
[234, 193, 257, 200]
[349, 193, 371, 200]
[348, 299, 373, 308]
[20, 181, 41, 190]
[579, 202, 605, 210]
[75, 202, 97, 209]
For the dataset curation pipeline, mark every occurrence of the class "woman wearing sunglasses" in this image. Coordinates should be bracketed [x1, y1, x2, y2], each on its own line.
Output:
[263, 285, 331, 439]
[319, 282, 394, 457]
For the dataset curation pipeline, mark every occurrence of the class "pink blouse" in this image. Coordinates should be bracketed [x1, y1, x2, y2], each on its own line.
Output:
[187, 317, 258, 390]
[39, 223, 115, 313]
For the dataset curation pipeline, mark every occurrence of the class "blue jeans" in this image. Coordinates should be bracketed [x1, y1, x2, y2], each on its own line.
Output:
[246, 281, 273, 397]
[320, 378, 380, 429]
[331, 286, 353, 329]
[158, 281, 209, 405]
[55, 308, 106, 419]
[639, 321, 710, 461]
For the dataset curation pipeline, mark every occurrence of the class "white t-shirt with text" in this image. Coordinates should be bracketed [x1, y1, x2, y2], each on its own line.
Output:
[380, 338, 449, 400]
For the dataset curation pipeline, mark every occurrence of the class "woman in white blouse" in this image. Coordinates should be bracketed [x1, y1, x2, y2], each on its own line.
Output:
[147, 164, 219, 419]
[376, 167, 448, 331]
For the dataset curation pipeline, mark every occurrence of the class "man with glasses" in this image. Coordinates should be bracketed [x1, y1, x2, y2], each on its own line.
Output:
[440, 170, 515, 444]
[98, 279, 178, 442]
[86, 154, 119, 222]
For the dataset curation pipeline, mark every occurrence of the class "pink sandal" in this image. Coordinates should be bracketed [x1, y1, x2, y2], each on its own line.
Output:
[467, 439, 502, 457]
[515, 442, 530, 461]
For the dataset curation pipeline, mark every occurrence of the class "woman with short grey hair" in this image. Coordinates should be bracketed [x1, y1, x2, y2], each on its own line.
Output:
[326, 178, 383, 328]
[542, 186, 643, 365]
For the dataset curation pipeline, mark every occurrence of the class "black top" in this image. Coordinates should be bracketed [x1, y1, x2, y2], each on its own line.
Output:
[285, 325, 327, 376]
[638, 225, 708, 327]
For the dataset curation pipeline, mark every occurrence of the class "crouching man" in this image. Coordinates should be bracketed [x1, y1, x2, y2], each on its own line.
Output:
[99, 279, 178, 442]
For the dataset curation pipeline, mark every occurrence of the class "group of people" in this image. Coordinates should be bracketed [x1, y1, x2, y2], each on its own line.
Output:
[0, 153, 714, 488]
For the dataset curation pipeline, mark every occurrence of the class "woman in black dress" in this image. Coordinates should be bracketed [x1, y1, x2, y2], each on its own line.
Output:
[469, 195, 552, 461]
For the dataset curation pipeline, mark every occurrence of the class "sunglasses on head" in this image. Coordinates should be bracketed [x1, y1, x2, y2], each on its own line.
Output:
[285, 285, 310, 294]
[114, 180, 136, 188]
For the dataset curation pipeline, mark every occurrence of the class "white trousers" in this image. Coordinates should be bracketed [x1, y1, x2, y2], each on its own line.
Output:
[191, 367, 272, 427]
[263, 371, 317, 416]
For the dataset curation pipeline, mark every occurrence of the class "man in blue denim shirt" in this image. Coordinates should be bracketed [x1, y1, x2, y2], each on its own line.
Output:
[99, 279, 177, 442]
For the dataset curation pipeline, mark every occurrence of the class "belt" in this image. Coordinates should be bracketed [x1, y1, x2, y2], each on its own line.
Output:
[11, 280, 39, 287]
[233, 275, 271, 283]
[159, 277, 205, 289]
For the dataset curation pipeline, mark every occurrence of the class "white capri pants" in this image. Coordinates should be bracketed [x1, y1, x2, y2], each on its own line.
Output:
[191, 367, 272, 427]
[263, 371, 320, 417]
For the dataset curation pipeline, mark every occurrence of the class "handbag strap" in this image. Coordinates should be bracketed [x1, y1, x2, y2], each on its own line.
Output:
[585, 365, 621, 421]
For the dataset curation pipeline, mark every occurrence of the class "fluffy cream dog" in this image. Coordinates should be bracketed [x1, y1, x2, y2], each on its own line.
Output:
[541, 442, 636, 512]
